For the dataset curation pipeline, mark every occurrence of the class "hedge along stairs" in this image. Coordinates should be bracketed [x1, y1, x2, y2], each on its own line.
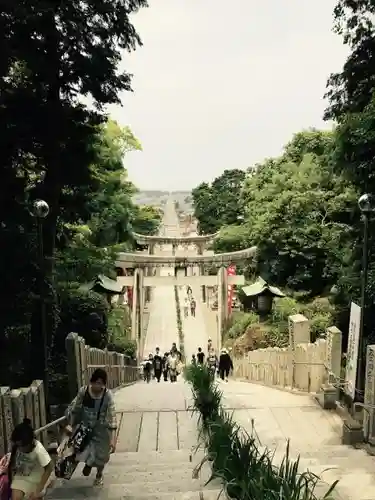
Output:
[174, 285, 185, 357]
[185, 364, 340, 500]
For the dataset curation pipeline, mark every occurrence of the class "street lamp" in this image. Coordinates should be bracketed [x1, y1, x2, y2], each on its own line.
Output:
[357, 194, 374, 398]
[31, 199, 50, 412]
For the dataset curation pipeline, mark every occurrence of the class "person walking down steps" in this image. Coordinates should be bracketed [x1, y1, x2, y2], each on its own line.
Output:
[218, 348, 233, 382]
[65, 368, 117, 486]
[142, 355, 153, 383]
[190, 297, 196, 317]
[153, 347, 163, 383]
[168, 351, 179, 382]
[9, 418, 53, 500]
[196, 347, 205, 365]
[162, 352, 169, 381]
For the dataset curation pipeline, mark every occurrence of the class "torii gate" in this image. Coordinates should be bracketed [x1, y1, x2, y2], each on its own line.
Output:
[131, 231, 220, 302]
[114, 246, 257, 357]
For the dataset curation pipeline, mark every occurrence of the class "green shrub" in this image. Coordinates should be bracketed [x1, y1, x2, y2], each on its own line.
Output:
[271, 297, 301, 325]
[174, 286, 184, 356]
[108, 304, 131, 342]
[227, 312, 258, 339]
[107, 338, 137, 358]
[58, 287, 109, 348]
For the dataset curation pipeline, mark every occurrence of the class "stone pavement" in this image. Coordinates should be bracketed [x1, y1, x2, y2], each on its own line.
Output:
[178, 286, 209, 361]
[220, 379, 375, 499]
[143, 266, 178, 356]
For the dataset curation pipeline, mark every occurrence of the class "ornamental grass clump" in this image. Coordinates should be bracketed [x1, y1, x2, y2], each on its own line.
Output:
[186, 364, 222, 429]
[186, 365, 338, 500]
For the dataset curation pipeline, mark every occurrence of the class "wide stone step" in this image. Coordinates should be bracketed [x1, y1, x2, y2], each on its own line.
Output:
[108, 450, 203, 465]
[49, 479, 221, 499]
[50, 490, 222, 500]
[54, 467, 211, 487]
[108, 479, 221, 496]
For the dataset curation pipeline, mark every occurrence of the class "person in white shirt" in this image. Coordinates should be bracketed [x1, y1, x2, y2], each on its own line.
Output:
[10, 418, 53, 499]
[168, 352, 178, 382]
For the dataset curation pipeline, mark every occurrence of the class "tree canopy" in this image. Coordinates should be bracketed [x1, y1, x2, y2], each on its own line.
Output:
[192, 169, 246, 234]
[0, 0, 151, 394]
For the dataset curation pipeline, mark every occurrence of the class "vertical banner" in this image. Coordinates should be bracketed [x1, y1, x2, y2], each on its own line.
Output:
[227, 265, 236, 315]
[345, 301, 361, 399]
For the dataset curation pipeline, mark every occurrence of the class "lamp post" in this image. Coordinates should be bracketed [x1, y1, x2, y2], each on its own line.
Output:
[356, 194, 374, 398]
[31, 199, 50, 411]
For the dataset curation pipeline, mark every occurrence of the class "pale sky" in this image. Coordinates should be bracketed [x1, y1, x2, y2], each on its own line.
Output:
[108, 0, 348, 191]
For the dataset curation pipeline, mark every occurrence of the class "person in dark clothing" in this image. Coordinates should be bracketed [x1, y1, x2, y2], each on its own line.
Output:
[218, 348, 233, 382]
[196, 347, 205, 365]
[171, 342, 182, 361]
[143, 355, 153, 383]
[191, 354, 197, 365]
[153, 347, 163, 382]
[162, 352, 169, 381]
[190, 297, 196, 317]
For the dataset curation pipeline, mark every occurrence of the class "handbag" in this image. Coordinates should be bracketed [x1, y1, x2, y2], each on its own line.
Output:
[54, 453, 78, 480]
[0, 454, 11, 500]
[69, 388, 106, 454]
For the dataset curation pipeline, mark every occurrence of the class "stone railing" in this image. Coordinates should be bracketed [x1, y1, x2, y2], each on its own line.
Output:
[233, 315, 342, 394]
[66, 332, 138, 400]
[0, 380, 47, 456]
[0, 334, 138, 457]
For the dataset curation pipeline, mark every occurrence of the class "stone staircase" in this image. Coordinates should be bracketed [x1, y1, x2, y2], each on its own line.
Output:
[268, 443, 375, 500]
[47, 450, 221, 500]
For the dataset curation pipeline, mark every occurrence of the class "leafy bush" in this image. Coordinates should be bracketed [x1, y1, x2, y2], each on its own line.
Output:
[227, 312, 258, 339]
[174, 286, 184, 356]
[58, 287, 109, 348]
[107, 339, 137, 358]
[271, 297, 301, 326]
[186, 365, 338, 499]
[108, 304, 131, 342]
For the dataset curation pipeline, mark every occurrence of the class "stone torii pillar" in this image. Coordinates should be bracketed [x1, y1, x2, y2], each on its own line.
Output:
[197, 243, 206, 302]
[145, 243, 155, 302]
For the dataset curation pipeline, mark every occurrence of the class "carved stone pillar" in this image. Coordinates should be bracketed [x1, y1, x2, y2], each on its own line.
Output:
[216, 267, 227, 353]
[325, 326, 342, 381]
[197, 244, 205, 301]
[131, 269, 139, 342]
[364, 345, 375, 440]
[137, 267, 145, 360]
[145, 244, 155, 302]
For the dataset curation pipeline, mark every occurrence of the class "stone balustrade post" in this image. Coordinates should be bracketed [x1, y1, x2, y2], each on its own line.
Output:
[325, 326, 342, 381]
[288, 314, 310, 388]
[66, 332, 83, 400]
[364, 345, 375, 441]
[0, 387, 12, 455]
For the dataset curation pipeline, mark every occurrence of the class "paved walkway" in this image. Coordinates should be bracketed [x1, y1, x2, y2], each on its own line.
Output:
[178, 286, 209, 361]
[143, 266, 178, 356]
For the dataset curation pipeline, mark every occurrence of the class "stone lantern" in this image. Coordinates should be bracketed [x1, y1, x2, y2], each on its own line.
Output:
[240, 277, 285, 316]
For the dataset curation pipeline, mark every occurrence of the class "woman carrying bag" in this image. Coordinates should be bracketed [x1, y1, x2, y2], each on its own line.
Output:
[60, 368, 117, 486]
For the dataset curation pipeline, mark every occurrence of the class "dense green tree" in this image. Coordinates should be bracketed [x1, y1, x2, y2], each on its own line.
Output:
[324, 0, 375, 347]
[192, 169, 246, 234]
[0, 0, 147, 383]
[208, 131, 357, 297]
[132, 205, 162, 235]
